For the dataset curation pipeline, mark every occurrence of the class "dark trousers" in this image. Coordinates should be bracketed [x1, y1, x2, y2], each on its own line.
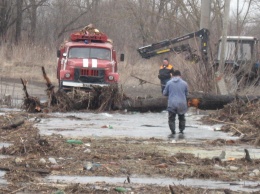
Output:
[168, 111, 186, 133]
[161, 79, 170, 93]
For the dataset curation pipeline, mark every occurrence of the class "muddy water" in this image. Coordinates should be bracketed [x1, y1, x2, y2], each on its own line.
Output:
[35, 110, 260, 159]
[0, 143, 11, 148]
[0, 171, 7, 185]
[35, 111, 237, 141]
[0, 108, 21, 113]
[45, 175, 260, 192]
[35, 111, 260, 160]
[161, 145, 260, 159]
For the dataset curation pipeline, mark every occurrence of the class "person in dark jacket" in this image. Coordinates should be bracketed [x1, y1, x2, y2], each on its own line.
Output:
[163, 70, 188, 135]
[158, 58, 174, 93]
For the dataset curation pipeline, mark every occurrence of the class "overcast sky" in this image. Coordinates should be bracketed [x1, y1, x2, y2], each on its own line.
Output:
[229, 0, 249, 13]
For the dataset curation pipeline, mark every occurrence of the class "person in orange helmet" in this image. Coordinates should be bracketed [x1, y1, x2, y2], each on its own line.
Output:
[158, 58, 174, 93]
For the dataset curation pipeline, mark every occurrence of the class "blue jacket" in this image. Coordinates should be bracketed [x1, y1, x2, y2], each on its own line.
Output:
[163, 77, 188, 114]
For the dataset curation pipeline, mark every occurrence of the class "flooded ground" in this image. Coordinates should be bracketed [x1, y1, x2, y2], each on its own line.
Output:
[35, 110, 260, 161]
[1, 108, 260, 193]
[45, 175, 260, 192]
[35, 111, 235, 141]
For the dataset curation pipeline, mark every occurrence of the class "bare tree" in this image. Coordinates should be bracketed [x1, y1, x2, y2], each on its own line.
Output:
[54, 0, 95, 39]
[0, 0, 14, 43]
[15, 0, 23, 44]
[24, 0, 48, 42]
[232, 0, 254, 35]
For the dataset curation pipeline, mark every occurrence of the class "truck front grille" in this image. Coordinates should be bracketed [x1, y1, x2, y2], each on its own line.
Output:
[74, 68, 105, 83]
[80, 69, 99, 76]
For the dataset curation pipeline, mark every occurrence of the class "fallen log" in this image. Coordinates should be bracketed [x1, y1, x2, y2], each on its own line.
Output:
[120, 93, 260, 112]
[189, 93, 259, 110]
[121, 97, 167, 112]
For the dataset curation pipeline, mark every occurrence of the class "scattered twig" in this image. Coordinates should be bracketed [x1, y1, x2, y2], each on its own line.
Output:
[8, 186, 27, 194]
[102, 165, 115, 173]
[230, 126, 244, 136]
[209, 118, 245, 126]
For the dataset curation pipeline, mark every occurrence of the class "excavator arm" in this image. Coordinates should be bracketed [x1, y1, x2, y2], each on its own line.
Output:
[137, 28, 209, 62]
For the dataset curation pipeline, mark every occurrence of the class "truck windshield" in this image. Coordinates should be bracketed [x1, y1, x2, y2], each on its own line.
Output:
[217, 41, 252, 62]
[68, 47, 111, 60]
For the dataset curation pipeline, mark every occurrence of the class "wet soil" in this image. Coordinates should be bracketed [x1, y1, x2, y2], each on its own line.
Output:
[0, 108, 260, 193]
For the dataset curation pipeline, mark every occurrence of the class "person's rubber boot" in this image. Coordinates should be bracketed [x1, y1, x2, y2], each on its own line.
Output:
[179, 120, 185, 133]
[169, 121, 176, 135]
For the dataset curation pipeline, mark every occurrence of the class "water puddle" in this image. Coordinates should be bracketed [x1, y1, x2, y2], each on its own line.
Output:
[35, 111, 237, 141]
[0, 108, 21, 112]
[0, 171, 7, 185]
[160, 145, 260, 159]
[45, 175, 260, 192]
[0, 143, 12, 147]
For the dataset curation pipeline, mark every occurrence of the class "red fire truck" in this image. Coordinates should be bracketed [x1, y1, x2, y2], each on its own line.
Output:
[57, 26, 123, 91]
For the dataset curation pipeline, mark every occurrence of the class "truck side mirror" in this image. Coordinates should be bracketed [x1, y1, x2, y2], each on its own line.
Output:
[57, 50, 61, 58]
[120, 54, 124, 61]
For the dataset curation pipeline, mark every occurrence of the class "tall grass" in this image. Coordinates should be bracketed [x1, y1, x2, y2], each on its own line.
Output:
[0, 42, 57, 106]
[0, 42, 57, 84]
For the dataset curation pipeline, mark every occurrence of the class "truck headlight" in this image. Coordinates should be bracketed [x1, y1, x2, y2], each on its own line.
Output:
[108, 75, 114, 80]
[65, 73, 71, 78]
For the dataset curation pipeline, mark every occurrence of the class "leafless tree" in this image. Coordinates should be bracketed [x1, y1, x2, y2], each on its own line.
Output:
[0, 0, 14, 43]
[23, 0, 48, 42]
[15, 0, 23, 44]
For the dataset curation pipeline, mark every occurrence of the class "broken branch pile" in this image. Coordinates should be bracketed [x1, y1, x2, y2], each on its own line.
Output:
[20, 67, 125, 113]
[202, 98, 260, 145]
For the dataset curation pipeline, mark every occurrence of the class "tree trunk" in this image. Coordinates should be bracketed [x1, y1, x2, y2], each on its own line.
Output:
[29, 0, 37, 42]
[15, 0, 23, 44]
[0, 0, 12, 43]
[121, 93, 260, 112]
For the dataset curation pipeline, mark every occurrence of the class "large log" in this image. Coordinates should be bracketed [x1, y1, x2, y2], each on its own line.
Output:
[122, 97, 167, 112]
[189, 93, 259, 110]
[121, 93, 260, 112]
